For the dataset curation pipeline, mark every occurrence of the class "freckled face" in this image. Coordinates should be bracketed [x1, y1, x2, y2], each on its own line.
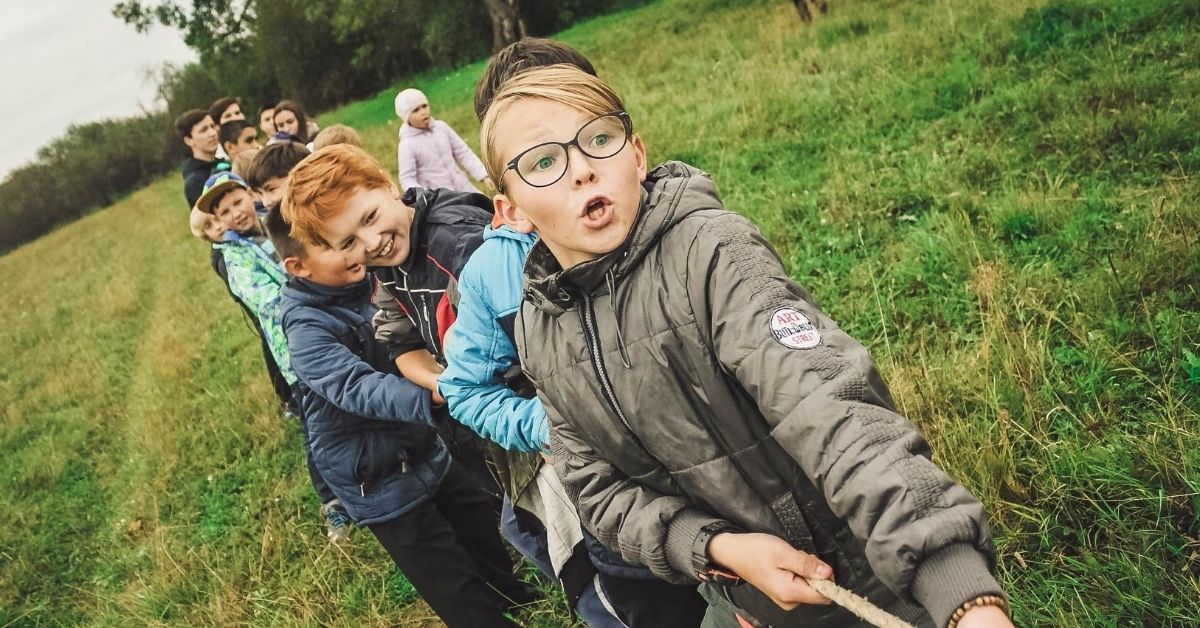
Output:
[318, 185, 415, 269]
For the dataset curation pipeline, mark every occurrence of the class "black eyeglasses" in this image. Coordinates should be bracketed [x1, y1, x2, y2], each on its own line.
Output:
[500, 111, 632, 190]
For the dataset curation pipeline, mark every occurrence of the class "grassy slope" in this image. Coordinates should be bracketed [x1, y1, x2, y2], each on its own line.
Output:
[3, 0, 1199, 625]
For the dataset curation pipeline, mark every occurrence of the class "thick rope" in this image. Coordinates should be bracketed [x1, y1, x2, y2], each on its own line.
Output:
[808, 578, 917, 628]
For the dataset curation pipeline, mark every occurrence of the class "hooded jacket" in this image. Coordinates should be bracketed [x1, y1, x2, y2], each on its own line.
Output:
[397, 120, 488, 194]
[214, 231, 294, 385]
[438, 225, 548, 454]
[281, 276, 445, 525]
[370, 187, 493, 361]
[517, 162, 1002, 627]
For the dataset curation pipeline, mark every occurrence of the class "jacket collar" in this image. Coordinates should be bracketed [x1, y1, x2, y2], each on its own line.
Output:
[524, 161, 722, 316]
[283, 276, 374, 309]
[399, 121, 436, 139]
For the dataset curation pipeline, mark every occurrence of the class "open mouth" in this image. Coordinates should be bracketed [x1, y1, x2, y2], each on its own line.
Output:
[373, 235, 395, 259]
[581, 196, 614, 229]
[585, 198, 606, 218]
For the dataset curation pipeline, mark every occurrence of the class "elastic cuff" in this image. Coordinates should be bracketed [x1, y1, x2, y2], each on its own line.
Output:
[911, 543, 1005, 628]
[663, 509, 726, 578]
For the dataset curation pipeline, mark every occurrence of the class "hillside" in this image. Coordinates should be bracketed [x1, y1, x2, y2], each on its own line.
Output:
[2, 0, 1197, 625]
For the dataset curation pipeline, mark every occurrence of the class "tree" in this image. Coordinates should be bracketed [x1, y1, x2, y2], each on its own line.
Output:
[483, 0, 527, 51]
[112, 0, 256, 57]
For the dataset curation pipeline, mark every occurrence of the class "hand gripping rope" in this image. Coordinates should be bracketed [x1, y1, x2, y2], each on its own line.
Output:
[806, 578, 916, 628]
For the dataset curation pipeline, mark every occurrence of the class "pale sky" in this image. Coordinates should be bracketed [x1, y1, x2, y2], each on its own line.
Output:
[0, 2, 196, 179]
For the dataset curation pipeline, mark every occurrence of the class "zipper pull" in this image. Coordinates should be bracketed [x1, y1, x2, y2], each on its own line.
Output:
[401, 460, 411, 474]
[359, 483, 365, 497]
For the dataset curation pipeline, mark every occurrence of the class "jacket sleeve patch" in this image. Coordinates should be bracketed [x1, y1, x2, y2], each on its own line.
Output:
[770, 307, 821, 349]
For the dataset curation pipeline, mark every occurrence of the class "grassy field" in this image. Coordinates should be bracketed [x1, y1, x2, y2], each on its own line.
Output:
[2, 0, 1198, 625]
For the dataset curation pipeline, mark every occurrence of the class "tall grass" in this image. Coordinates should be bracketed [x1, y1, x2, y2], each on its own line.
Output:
[2, 0, 1197, 625]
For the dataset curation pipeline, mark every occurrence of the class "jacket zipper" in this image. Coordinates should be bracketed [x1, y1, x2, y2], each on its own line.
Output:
[398, 268, 435, 352]
[579, 293, 645, 449]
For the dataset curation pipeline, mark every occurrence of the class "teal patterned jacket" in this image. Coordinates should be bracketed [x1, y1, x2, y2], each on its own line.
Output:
[216, 232, 295, 385]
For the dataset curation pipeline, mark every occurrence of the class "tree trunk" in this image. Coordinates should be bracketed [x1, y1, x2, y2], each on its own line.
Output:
[483, 0, 527, 52]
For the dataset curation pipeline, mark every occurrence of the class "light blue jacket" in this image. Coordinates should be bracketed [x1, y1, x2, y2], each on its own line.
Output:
[438, 226, 548, 452]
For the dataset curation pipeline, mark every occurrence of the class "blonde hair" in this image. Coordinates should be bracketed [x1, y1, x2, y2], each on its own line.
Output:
[230, 148, 260, 178]
[480, 64, 626, 186]
[282, 144, 393, 244]
[312, 124, 362, 150]
[189, 207, 219, 242]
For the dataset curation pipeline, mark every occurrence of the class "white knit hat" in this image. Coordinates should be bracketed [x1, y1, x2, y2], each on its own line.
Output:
[395, 88, 428, 119]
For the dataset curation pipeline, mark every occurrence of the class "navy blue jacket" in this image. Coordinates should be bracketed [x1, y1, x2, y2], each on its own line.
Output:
[280, 276, 447, 525]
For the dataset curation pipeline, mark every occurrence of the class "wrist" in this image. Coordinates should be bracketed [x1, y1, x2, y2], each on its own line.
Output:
[694, 526, 744, 585]
[947, 595, 1010, 628]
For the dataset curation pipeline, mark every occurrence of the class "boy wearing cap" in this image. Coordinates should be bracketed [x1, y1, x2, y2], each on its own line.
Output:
[195, 172, 353, 543]
[395, 88, 493, 194]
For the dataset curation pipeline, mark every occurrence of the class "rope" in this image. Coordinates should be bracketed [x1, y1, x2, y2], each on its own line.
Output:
[807, 578, 916, 628]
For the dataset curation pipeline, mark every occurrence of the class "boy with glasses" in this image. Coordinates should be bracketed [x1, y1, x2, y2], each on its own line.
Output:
[479, 65, 1014, 628]
[433, 40, 709, 628]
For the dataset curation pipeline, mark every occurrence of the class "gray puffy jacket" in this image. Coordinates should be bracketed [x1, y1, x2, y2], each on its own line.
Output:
[517, 162, 1003, 627]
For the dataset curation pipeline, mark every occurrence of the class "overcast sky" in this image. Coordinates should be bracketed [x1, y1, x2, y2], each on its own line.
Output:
[0, 3, 195, 179]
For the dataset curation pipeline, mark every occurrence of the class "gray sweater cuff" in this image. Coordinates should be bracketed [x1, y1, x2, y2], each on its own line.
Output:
[663, 509, 726, 579]
[911, 543, 1005, 628]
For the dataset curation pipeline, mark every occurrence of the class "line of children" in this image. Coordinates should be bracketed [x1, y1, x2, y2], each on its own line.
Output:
[177, 106, 301, 417]
[189, 159, 352, 544]
[175, 37, 1015, 628]
[275, 153, 538, 627]
[476, 64, 1014, 628]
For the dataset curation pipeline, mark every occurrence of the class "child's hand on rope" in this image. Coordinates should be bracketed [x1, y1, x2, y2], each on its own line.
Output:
[708, 532, 834, 610]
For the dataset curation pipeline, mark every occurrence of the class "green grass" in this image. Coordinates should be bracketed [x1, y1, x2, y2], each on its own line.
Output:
[3, 0, 1199, 624]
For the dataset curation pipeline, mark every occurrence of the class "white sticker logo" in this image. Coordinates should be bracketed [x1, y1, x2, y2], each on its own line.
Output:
[770, 307, 821, 349]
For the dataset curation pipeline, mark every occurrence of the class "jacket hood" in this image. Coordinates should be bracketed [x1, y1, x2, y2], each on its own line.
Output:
[281, 276, 374, 310]
[524, 161, 722, 314]
[483, 225, 538, 245]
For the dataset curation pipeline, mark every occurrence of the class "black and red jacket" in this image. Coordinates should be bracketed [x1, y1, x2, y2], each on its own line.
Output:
[369, 187, 493, 362]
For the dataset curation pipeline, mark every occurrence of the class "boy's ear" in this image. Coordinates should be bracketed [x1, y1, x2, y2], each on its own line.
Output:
[631, 134, 648, 182]
[494, 194, 535, 234]
[283, 256, 309, 278]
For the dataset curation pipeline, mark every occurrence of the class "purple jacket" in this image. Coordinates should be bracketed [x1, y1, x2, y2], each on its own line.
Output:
[397, 120, 487, 194]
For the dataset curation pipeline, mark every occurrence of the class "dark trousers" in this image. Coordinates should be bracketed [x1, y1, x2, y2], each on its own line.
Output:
[598, 569, 709, 628]
[367, 462, 537, 628]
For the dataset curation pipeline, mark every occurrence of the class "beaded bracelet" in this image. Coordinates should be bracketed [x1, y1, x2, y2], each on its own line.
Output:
[946, 595, 1009, 628]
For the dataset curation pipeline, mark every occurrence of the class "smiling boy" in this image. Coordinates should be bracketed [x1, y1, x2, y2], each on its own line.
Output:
[282, 145, 504, 501]
[276, 164, 539, 626]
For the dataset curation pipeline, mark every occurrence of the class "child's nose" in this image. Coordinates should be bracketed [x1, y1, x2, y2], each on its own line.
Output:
[567, 145, 597, 187]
